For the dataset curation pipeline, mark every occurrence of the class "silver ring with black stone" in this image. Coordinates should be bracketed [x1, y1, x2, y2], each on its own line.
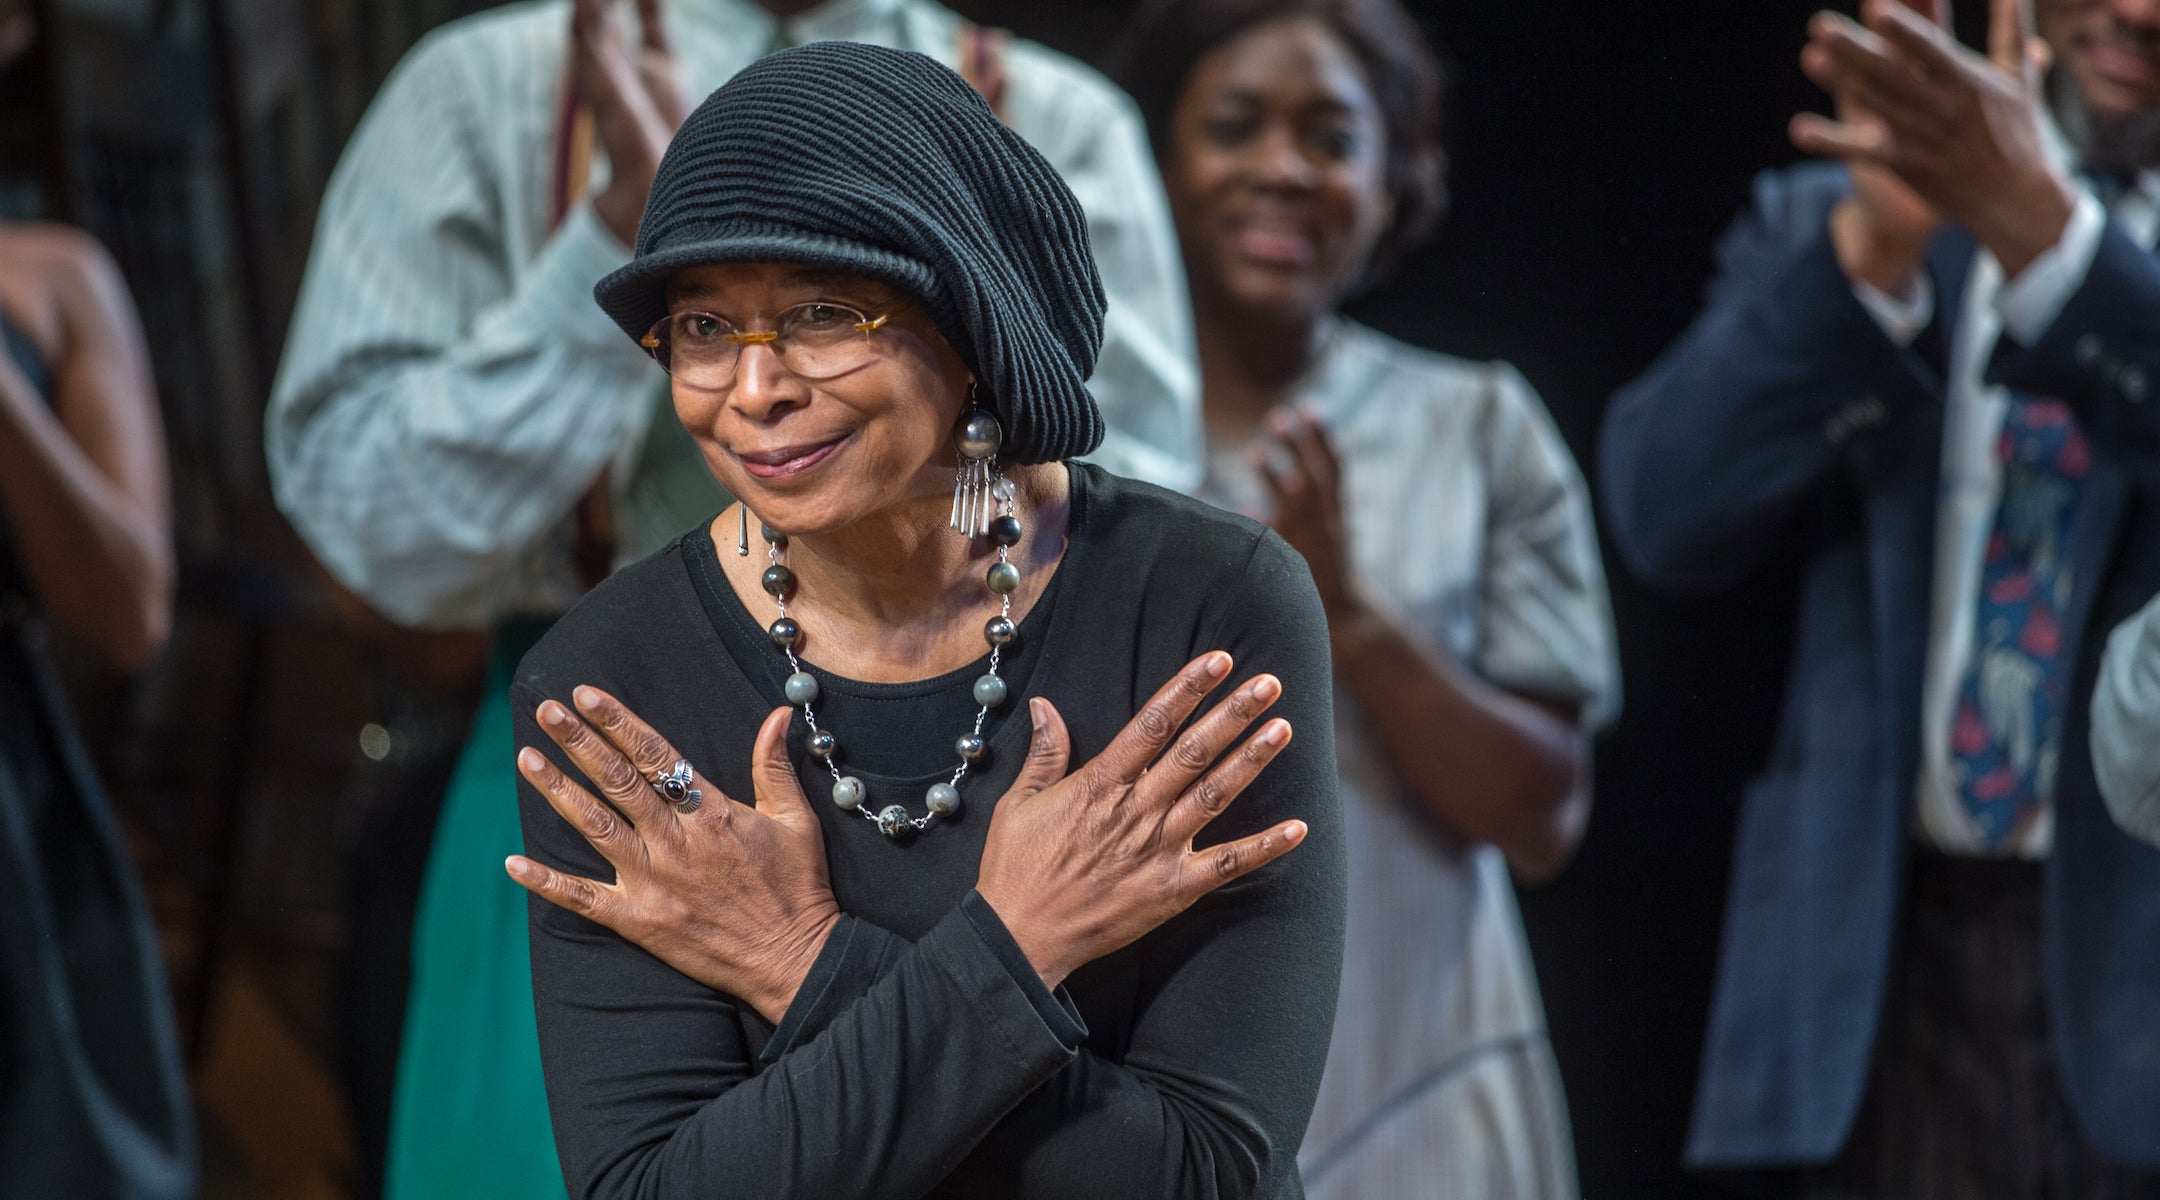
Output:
[652, 759, 702, 814]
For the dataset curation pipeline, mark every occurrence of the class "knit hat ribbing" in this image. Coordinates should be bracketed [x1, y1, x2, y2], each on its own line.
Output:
[594, 40, 1107, 464]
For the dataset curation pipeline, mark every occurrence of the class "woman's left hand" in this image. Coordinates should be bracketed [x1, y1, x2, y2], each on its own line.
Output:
[505, 688, 840, 1025]
[1253, 406, 1356, 621]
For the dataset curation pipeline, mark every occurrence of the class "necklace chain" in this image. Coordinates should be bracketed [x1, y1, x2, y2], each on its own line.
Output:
[762, 474, 1021, 839]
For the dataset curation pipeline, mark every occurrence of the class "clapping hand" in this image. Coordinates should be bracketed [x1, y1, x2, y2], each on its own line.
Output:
[1792, 0, 2077, 280]
[1251, 406, 1358, 625]
[574, 0, 691, 247]
[1799, 0, 1947, 291]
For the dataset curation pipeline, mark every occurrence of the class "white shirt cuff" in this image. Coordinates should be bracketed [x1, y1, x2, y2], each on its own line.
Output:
[1996, 190, 2106, 347]
[522, 203, 639, 348]
[1853, 272, 1935, 347]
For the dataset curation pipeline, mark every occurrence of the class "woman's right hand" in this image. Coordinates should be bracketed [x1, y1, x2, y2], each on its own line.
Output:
[506, 689, 840, 1025]
[975, 652, 1305, 991]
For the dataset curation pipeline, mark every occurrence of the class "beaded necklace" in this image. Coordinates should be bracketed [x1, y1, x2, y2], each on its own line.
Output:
[757, 411, 1023, 840]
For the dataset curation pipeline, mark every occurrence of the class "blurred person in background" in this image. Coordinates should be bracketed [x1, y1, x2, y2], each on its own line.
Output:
[1113, 1, 1620, 1194]
[2091, 590, 2160, 847]
[0, 1, 192, 1194]
[1601, 0, 2160, 1194]
[264, 0, 1199, 1196]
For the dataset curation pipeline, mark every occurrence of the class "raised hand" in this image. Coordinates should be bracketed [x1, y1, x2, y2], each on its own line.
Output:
[1799, 0, 1946, 291]
[505, 689, 840, 1025]
[574, 0, 692, 246]
[975, 653, 1306, 991]
[1252, 406, 1356, 625]
[1792, 0, 2076, 279]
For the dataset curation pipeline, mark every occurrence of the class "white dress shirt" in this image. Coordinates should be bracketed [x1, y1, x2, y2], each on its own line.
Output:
[1854, 172, 2160, 856]
[266, 0, 1200, 629]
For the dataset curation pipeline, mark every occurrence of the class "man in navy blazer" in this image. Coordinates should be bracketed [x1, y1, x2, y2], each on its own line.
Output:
[1602, 0, 2160, 1194]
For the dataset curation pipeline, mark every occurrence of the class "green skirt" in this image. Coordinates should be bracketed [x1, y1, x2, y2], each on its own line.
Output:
[385, 620, 563, 1199]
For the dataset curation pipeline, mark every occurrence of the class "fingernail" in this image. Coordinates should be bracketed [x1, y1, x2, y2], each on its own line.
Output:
[1250, 675, 1281, 704]
[573, 685, 601, 710]
[518, 747, 546, 771]
[1205, 653, 1232, 679]
[1261, 720, 1290, 747]
[539, 702, 569, 728]
[1029, 697, 1047, 729]
[1284, 820, 1307, 844]
[505, 855, 530, 878]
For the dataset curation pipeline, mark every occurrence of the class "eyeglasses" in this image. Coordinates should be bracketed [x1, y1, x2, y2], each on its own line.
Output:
[639, 301, 909, 389]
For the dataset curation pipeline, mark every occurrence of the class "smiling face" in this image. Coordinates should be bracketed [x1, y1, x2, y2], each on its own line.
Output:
[661, 262, 973, 536]
[2046, 0, 2160, 128]
[1163, 15, 1394, 328]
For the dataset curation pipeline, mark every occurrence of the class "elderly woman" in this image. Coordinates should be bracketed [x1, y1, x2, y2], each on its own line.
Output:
[1113, 1, 1620, 1196]
[499, 41, 1345, 1199]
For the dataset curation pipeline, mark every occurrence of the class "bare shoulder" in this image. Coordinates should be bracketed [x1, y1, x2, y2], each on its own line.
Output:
[0, 220, 113, 276]
[0, 222, 128, 314]
[0, 223, 96, 354]
[0, 222, 149, 399]
[16, 224, 141, 341]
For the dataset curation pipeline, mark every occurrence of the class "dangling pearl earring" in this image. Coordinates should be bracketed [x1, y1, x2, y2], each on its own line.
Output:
[950, 385, 1005, 540]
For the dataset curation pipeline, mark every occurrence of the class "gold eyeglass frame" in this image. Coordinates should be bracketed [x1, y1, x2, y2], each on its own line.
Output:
[638, 300, 913, 382]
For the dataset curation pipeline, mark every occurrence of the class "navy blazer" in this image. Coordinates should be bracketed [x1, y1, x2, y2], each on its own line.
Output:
[1601, 162, 2160, 1170]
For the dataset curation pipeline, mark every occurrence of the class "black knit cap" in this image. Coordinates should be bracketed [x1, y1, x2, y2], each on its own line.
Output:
[595, 40, 1107, 464]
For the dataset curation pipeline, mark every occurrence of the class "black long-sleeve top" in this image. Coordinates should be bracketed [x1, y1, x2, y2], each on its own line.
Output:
[513, 464, 1347, 1199]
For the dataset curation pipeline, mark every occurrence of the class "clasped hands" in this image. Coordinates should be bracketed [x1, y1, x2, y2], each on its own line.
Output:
[504, 652, 1305, 1023]
[1792, 0, 2078, 289]
[572, 0, 690, 247]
